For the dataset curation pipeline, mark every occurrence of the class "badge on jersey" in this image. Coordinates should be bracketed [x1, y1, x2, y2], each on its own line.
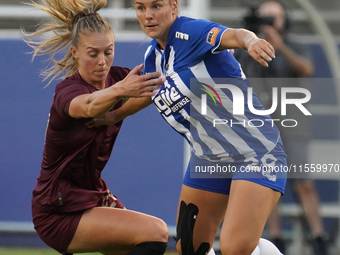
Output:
[206, 27, 221, 46]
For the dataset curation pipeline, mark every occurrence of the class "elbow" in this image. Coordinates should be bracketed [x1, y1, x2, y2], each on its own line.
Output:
[84, 104, 105, 118]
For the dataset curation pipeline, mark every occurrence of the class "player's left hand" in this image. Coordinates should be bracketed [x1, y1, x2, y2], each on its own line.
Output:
[85, 113, 113, 128]
[247, 38, 275, 67]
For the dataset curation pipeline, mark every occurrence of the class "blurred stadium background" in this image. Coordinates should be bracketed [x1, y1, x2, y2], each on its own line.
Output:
[1, 0, 340, 254]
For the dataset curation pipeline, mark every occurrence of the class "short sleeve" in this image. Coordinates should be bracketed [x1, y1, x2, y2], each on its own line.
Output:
[185, 19, 229, 54]
[54, 83, 89, 118]
[173, 18, 229, 65]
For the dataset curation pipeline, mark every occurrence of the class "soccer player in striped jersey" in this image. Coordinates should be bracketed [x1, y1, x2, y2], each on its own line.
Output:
[112, 0, 287, 254]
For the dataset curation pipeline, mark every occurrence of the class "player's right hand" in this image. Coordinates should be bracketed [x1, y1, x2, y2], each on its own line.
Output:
[118, 64, 165, 97]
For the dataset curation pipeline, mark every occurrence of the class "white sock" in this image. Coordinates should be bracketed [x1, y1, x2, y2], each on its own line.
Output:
[250, 245, 260, 255]
[207, 248, 216, 255]
[255, 238, 283, 255]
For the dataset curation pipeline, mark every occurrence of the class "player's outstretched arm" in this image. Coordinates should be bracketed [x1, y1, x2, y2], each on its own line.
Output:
[218, 28, 275, 67]
[69, 64, 164, 119]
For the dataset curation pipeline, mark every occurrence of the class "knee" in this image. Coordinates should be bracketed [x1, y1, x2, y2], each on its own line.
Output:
[151, 218, 169, 243]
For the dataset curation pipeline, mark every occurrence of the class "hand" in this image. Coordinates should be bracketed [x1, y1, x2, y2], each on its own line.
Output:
[118, 64, 165, 97]
[85, 112, 115, 128]
[246, 38, 275, 67]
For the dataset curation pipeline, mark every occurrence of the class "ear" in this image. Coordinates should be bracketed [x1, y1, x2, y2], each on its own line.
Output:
[70, 46, 78, 59]
[172, 0, 178, 15]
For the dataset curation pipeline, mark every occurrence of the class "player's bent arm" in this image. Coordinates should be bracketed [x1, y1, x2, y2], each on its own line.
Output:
[218, 28, 275, 67]
[69, 64, 164, 119]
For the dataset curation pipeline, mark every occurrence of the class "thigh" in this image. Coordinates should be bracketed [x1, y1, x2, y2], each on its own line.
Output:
[67, 207, 168, 254]
[176, 184, 229, 253]
[220, 180, 281, 251]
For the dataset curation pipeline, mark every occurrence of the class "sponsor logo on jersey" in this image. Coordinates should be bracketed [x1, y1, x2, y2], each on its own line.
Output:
[206, 27, 221, 45]
[154, 85, 191, 117]
[175, 31, 189, 41]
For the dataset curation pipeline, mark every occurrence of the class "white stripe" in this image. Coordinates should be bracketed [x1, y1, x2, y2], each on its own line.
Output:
[151, 48, 165, 99]
[144, 45, 152, 62]
[162, 111, 204, 156]
[153, 47, 203, 155]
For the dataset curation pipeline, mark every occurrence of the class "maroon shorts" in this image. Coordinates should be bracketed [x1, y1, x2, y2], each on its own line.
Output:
[32, 191, 124, 255]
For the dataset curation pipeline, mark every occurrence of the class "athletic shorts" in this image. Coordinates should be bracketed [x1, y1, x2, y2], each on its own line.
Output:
[32, 190, 124, 255]
[183, 141, 287, 195]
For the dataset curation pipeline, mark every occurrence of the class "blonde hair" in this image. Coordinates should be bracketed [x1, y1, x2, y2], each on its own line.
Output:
[24, 0, 112, 86]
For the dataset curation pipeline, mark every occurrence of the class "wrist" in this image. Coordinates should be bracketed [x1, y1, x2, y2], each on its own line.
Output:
[110, 81, 126, 99]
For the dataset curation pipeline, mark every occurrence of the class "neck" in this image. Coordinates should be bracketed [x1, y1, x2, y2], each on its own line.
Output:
[79, 71, 105, 90]
[157, 40, 166, 50]
[156, 17, 177, 50]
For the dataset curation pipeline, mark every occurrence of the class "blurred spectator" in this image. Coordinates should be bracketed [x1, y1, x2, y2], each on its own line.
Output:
[235, 1, 328, 255]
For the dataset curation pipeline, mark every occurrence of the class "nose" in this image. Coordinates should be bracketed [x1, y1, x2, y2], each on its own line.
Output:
[145, 7, 153, 20]
[98, 53, 105, 66]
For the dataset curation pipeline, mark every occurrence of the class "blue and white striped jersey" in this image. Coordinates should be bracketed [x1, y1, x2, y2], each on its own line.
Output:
[144, 16, 282, 163]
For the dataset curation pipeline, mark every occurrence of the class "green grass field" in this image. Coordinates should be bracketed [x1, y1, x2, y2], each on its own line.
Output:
[0, 247, 177, 255]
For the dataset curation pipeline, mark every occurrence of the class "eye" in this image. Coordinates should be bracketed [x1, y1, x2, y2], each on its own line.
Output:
[105, 51, 113, 56]
[136, 5, 144, 11]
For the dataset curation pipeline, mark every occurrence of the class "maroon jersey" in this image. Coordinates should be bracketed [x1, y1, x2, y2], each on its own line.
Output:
[32, 66, 131, 213]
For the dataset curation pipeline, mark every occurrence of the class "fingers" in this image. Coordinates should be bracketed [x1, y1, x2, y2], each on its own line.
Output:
[85, 118, 103, 128]
[248, 39, 275, 67]
[142, 71, 163, 81]
[85, 120, 96, 128]
[137, 77, 165, 97]
[121, 65, 165, 97]
[144, 77, 165, 87]
[130, 63, 144, 74]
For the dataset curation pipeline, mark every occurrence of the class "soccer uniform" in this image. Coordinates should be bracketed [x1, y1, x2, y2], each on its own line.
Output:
[143, 16, 287, 194]
[31, 66, 128, 254]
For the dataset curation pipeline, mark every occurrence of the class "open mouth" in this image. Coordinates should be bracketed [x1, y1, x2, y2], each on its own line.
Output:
[146, 24, 158, 29]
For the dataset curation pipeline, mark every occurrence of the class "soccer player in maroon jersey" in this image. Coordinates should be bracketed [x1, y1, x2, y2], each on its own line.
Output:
[25, 1, 167, 255]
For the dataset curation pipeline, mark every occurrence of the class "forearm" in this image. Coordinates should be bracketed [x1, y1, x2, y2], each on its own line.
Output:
[116, 97, 153, 120]
[83, 84, 125, 118]
[104, 97, 153, 125]
[219, 28, 258, 50]
[279, 44, 314, 77]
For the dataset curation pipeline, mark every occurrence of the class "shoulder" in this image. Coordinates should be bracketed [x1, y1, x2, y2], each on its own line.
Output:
[55, 73, 89, 95]
[175, 16, 211, 30]
[173, 16, 227, 35]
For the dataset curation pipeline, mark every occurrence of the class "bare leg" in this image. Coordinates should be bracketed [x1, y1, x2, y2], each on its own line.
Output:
[220, 180, 281, 255]
[293, 180, 324, 237]
[267, 205, 281, 238]
[67, 207, 168, 254]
